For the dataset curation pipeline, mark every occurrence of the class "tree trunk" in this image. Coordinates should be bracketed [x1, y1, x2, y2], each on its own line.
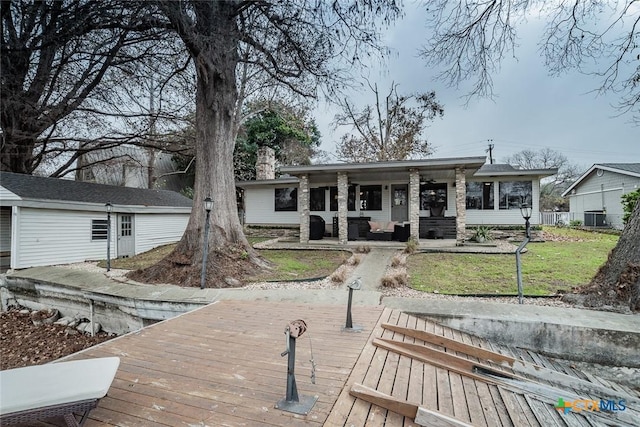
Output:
[582, 201, 640, 311]
[130, 1, 268, 288]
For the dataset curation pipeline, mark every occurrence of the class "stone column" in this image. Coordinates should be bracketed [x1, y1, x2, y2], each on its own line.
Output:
[337, 172, 348, 244]
[299, 174, 309, 244]
[455, 167, 466, 246]
[409, 168, 420, 241]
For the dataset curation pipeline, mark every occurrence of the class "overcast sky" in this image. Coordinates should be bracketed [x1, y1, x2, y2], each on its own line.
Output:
[314, 2, 639, 170]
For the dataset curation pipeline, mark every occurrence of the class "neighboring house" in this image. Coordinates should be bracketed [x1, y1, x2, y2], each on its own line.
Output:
[0, 172, 192, 270]
[562, 163, 640, 230]
[237, 152, 556, 244]
[76, 145, 190, 193]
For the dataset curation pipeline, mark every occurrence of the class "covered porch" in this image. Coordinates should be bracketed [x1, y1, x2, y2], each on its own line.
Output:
[279, 157, 486, 246]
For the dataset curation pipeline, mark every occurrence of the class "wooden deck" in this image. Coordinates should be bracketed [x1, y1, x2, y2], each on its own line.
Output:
[34, 301, 639, 426]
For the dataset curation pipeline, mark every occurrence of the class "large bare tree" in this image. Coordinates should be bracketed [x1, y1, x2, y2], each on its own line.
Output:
[334, 81, 444, 162]
[0, 0, 170, 174]
[419, 1, 640, 310]
[131, 0, 401, 287]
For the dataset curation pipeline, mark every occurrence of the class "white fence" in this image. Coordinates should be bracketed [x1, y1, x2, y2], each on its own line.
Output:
[539, 212, 624, 229]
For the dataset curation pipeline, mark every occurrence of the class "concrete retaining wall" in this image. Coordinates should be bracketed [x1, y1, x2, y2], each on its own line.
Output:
[1, 275, 206, 334]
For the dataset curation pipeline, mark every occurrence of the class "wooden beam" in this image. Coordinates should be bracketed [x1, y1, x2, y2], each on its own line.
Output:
[349, 383, 418, 418]
[415, 407, 474, 427]
[349, 383, 474, 427]
[381, 323, 640, 406]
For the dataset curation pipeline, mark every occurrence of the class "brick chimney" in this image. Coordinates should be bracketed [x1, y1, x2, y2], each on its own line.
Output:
[256, 146, 275, 180]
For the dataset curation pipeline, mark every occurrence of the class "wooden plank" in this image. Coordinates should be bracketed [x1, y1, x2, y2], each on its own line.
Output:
[349, 383, 419, 418]
[414, 407, 475, 427]
[443, 327, 472, 424]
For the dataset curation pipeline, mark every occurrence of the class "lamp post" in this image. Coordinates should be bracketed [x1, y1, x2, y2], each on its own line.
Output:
[105, 202, 112, 272]
[200, 197, 213, 289]
[515, 203, 532, 304]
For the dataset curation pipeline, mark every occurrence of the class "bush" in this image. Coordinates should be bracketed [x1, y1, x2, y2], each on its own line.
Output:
[380, 272, 409, 288]
[569, 219, 583, 227]
[621, 189, 640, 224]
[355, 245, 371, 254]
[329, 268, 347, 283]
[404, 237, 419, 254]
[390, 254, 405, 268]
[471, 225, 493, 242]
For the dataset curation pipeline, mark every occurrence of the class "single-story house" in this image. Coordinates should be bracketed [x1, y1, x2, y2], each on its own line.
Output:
[562, 163, 640, 229]
[0, 172, 192, 270]
[237, 151, 557, 245]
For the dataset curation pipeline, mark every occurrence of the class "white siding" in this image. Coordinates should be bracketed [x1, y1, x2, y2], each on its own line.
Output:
[0, 208, 11, 252]
[134, 213, 189, 253]
[0, 186, 20, 203]
[13, 208, 116, 269]
[244, 187, 300, 225]
[466, 179, 542, 226]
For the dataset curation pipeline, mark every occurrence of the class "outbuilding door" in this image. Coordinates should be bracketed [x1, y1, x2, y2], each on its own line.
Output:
[117, 214, 135, 258]
[391, 185, 408, 222]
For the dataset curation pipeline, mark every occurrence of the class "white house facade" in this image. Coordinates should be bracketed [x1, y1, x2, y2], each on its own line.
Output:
[237, 155, 556, 245]
[562, 163, 640, 229]
[0, 172, 192, 270]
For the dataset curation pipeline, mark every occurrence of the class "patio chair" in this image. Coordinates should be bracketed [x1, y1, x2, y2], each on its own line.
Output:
[0, 357, 120, 427]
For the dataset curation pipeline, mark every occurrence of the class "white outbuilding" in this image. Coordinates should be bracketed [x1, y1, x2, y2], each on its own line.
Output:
[0, 172, 192, 270]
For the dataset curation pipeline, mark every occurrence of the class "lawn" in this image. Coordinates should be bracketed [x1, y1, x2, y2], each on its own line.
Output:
[99, 241, 349, 282]
[406, 227, 619, 295]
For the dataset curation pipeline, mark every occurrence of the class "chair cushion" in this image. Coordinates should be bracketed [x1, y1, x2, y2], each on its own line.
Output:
[368, 221, 382, 231]
[384, 221, 397, 232]
[0, 357, 120, 415]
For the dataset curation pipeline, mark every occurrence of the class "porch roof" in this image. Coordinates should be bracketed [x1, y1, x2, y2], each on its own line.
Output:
[279, 156, 487, 182]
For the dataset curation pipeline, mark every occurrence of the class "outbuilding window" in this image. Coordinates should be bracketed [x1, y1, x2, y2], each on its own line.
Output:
[466, 182, 494, 210]
[91, 219, 108, 240]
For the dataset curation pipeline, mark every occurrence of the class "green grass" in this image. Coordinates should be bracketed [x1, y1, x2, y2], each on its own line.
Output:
[246, 249, 350, 282]
[98, 240, 348, 282]
[407, 227, 619, 295]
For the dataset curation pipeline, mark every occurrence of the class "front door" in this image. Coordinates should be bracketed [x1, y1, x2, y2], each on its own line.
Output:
[117, 214, 135, 258]
[391, 185, 408, 222]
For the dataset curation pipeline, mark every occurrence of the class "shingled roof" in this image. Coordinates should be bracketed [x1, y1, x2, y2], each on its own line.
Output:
[0, 172, 192, 207]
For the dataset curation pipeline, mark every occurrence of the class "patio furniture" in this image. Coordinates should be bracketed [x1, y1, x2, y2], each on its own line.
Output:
[0, 357, 120, 427]
[366, 230, 393, 241]
[309, 215, 325, 240]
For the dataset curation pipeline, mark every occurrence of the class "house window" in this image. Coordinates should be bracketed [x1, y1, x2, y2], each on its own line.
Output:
[91, 219, 108, 240]
[310, 188, 326, 211]
[420, 183, 447, 210]
[466, 182, 494, 210]
[360, 185, 382, 211]
[275, 187, 298, 211]
[329, 186, 356, 211]
[499, 181, 532, 209]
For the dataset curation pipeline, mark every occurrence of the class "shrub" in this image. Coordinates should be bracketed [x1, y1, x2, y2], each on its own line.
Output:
[380, 272, 409, 288]
[329, 268, 347, 283]
[471, 225, 493, 242]
[390, 254, 405, 268]
[404, 238, 419, 254]
[355, 245, 371, 254]
[569, 219, 583, 227]
[621, 189, 640, 224]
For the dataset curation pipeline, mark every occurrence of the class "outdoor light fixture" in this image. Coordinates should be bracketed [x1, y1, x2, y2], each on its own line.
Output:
[520, 203, 532, 239]
[105, 202, 112, 272]
[515, 203, 532, 304]
[200, 196, 213, 289]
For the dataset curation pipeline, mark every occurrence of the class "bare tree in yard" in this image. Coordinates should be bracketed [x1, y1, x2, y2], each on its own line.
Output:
[420, 1, 639, 309]
[334, 81, 444, 162]
[0, 0, 166, 175]
[503, 148, 583, 211]
[130, 1, 401, 288]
